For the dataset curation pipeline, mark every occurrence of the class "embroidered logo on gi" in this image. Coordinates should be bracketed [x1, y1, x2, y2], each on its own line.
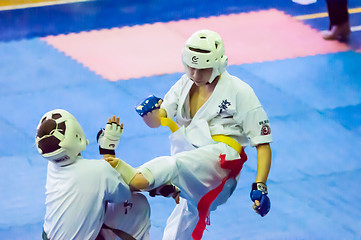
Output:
[259, 120, 271, 135]
[218, 99, 231, 114]
[192, 56, 199, 64]
[123, 201, 133, 214]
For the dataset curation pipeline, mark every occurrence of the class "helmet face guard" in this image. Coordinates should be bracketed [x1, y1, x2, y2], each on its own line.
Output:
[182, 30, 228, 83]
[35, 109, 89, 167]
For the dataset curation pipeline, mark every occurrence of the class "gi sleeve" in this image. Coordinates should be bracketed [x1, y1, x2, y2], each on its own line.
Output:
[233, 85, 273, 147]
[243, 107, 273, 147]
[161, 75, 187, 119]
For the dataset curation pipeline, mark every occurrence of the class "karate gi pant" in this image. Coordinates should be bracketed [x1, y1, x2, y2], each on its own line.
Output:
[140, 129, 241, 240]
[100, 193, 151, 240]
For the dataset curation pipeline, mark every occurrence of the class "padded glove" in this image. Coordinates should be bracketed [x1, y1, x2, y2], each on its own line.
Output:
[135, 95, 162, 117]
[97, 121, 123, 155]
[250, 182, 270, 217]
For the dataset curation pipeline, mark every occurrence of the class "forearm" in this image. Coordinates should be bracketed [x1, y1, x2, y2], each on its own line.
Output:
[255, 143, 271, 183]
[143, 108, 167, 128]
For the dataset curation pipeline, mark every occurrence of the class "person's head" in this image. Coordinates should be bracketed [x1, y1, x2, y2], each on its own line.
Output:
[35, 109, 89, 167]
[182, 29, 228, 85]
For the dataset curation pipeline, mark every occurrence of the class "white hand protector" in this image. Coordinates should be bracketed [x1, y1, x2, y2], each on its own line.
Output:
[97, 122, 123, 154]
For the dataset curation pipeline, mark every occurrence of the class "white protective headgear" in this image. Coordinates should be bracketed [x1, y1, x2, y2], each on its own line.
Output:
[35, 109, 89, 167]
[182, 29, 228, 83]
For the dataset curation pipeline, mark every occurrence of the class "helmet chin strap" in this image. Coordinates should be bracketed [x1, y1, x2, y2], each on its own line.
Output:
[207, 74, 221, 84]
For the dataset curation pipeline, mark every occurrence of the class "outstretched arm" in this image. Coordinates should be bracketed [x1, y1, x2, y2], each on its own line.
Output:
[97, 115, 123, 157]
[97, 116, 147, 190]
[250, 143, 272, 217]
[256, 143, 271, 183]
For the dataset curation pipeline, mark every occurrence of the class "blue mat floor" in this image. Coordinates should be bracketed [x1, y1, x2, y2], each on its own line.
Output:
[1, 1, 361, 239]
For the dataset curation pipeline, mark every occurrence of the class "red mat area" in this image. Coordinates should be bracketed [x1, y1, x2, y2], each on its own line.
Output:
[43, 9, 349, 81]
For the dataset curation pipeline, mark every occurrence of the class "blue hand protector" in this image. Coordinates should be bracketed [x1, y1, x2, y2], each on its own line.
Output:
[250, 182, 270, 217]
[135, 95, 162, 117]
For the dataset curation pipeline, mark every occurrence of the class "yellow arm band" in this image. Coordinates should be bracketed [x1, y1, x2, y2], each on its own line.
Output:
[160, 117, 179, 133]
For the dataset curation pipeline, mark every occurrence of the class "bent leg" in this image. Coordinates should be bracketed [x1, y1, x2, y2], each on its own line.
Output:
[139, 156, 178, 189]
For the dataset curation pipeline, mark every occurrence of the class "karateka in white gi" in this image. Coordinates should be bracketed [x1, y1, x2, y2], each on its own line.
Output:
[130, 29, 273, 240]
[35, 109, 150, 240]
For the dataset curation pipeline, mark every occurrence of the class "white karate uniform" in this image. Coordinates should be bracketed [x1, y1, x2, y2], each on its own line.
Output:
[102, 193, 151, 240]
[43, 156, 150, 240]
[140, 71, 273, 240]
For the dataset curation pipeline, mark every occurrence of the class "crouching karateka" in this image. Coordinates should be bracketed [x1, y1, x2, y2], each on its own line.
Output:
[35, 109, 150, 240]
